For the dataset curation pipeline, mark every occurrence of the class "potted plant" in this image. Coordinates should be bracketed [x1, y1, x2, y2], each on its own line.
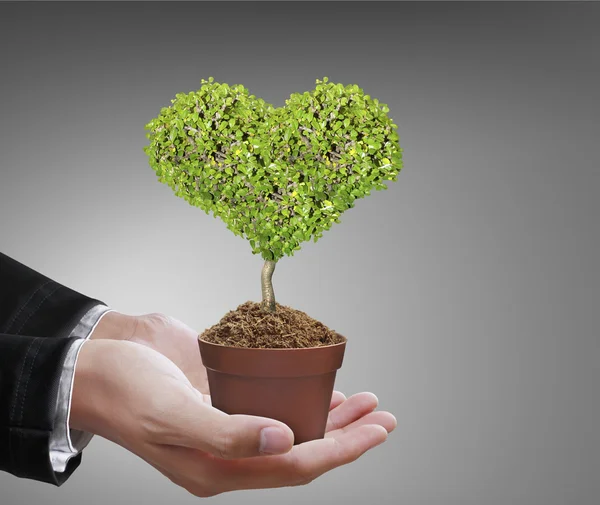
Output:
[143, 77, 403, 444]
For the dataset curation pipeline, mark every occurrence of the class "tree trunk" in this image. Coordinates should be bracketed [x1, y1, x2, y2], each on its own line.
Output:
[261, 260, 277, 313]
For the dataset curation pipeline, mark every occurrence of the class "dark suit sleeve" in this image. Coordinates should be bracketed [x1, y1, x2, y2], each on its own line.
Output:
[0, 252, 105, 485]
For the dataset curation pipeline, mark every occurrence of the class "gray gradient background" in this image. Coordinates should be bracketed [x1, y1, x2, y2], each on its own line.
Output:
[0, 2, 599, 505]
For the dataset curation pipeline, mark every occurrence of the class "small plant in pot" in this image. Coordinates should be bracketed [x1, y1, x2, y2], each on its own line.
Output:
[143, 77, 403, 444]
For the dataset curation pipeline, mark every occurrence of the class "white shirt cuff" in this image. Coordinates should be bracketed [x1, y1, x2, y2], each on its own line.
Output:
[49, 304, 113, 473]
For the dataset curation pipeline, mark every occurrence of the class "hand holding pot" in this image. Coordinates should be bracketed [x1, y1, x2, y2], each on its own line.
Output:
[71, 338, 396, 497]
[70, 339, 295, 472]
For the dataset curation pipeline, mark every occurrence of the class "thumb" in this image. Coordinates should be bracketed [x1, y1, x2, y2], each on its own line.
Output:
[163, 391, 295, 459]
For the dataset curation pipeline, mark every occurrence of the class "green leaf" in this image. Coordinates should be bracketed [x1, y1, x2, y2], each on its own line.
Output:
[143, 78, 402, 259]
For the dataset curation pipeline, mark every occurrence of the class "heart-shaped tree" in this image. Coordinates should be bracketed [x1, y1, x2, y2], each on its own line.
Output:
[144, 77, 403, 314]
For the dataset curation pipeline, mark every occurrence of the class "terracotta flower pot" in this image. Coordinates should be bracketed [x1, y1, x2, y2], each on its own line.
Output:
[197, 335, 347, 444]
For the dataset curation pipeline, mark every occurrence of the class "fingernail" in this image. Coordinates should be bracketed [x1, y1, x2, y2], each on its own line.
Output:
[260, 427, 290, 454]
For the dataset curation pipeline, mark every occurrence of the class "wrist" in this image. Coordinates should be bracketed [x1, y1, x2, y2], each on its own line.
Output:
[70, 339, 120, 438]
[90, 310, 138, 341]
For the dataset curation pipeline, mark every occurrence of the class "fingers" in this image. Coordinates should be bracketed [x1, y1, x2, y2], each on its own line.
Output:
[325, 392, 379, 432]
[326, 410, 397, 437]
[143, 390, 395, 496]
[288, 424, 389, 484]
[209, 422, 390, 492]
[158, 397, 295, 459]
[149, 422, 390, 496]
[329, 390, 346, 410]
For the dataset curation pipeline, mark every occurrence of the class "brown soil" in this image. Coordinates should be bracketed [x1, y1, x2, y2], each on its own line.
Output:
[199, 301, 344, 349]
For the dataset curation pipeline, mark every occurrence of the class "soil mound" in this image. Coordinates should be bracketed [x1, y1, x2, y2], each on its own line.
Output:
[200, 301, 344, 349]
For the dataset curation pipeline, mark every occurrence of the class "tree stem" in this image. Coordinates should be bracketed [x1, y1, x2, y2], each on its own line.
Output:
[261, 260, 277, 313]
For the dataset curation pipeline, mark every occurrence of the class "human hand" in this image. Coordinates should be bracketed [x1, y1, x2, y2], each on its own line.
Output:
[165, 390, 396, 496]
[90, 311, 209, 393]
[71, 338, 396, 497]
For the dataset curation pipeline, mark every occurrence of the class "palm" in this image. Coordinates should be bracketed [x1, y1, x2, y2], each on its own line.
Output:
[151, 390, 396, 494]
[218, 391, 396, 487]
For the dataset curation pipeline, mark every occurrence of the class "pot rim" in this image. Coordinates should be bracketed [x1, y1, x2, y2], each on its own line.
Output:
[197, 333, 347, 352]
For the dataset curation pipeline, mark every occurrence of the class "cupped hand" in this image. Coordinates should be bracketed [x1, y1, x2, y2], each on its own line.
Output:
[155, 391, 397, 497]
[71, 339, 396, 497]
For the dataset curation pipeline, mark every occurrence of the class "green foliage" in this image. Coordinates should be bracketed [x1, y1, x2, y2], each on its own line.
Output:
[144, 77, 403, 261]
